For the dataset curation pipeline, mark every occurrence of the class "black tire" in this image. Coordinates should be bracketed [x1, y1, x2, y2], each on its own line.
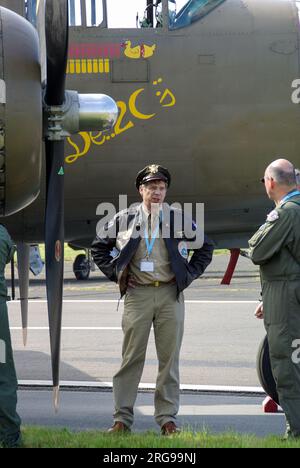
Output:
[256, 335, 279, 404]
[73, 254, 90, 281]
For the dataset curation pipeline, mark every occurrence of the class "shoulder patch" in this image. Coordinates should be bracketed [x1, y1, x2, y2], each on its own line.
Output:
[178, 241, 188, 259]
[266, 209, 279, 222]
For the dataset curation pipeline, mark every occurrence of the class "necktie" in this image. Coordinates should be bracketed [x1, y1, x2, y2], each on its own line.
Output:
[148, 215, 152, 239]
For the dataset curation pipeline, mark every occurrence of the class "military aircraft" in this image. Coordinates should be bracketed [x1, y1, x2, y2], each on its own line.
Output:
[2, 0, 299, 405]
[0, 0, 118, 406]
[4, 0, 300, 270]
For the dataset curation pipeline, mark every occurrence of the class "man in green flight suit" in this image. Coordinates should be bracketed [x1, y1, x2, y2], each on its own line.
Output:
[248, 158, 300, 439]
[0, 225, 21, 448]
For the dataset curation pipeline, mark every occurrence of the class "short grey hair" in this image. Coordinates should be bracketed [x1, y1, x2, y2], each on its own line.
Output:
[295, 168, 300, 186]
[268, 165, 296, 187]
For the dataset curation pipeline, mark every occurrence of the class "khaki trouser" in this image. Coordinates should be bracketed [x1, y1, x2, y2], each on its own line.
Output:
[113, 283, 185, 428]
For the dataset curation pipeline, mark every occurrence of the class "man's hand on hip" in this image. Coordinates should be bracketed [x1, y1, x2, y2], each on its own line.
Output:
[127, 277, 138, 289]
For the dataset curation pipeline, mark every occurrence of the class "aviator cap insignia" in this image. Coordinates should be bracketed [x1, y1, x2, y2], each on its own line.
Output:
[136, 164, 171, 189]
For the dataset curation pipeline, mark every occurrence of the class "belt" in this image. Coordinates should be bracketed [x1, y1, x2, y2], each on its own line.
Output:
[145, 279, 176, 287]
[151, 281, 163, 287]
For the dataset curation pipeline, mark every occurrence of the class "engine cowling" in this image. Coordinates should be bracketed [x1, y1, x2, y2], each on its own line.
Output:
[0, 7, 42, 216]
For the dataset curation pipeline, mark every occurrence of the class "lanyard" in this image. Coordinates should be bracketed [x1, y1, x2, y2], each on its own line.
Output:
[280, 190, 300, 205]
[144, 212, 162, 258]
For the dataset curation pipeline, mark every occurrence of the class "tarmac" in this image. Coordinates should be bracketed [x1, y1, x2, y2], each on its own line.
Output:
[6, 253, 288, 437]
[19, 389, 285, 437]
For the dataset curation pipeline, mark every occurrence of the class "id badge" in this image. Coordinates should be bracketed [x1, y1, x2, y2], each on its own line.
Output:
[140, 259, 154, 272]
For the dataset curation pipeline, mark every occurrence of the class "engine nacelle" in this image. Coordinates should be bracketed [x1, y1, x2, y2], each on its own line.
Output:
[0, 7, 42, 216]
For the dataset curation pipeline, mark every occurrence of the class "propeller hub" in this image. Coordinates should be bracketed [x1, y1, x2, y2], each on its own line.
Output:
[43, 91, 118, 141]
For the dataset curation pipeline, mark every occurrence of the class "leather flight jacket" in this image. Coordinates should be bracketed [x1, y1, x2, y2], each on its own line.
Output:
[91, 204, 214, 297]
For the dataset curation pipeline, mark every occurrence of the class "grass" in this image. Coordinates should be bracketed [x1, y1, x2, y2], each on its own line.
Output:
[7, 427, 300, 449]
[213, 249, 229, 255]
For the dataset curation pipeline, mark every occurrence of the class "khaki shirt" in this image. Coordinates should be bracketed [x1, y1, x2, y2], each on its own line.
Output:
[128, 204, 175, 284]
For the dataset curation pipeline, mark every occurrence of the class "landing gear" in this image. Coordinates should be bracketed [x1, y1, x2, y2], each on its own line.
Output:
[256, 335, 279, 404]
[73, 252, 91, 281]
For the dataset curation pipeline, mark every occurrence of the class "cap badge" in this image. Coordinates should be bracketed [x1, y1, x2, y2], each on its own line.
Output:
[149, 164, 159, 174]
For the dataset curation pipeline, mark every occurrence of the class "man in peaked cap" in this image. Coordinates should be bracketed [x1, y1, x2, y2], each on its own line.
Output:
[135, 164, 171, 189]
[92, 164, 213, 435]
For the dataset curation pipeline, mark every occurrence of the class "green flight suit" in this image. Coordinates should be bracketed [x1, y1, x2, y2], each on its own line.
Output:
[0, 225, 21, 447]
[248, 194, 300, 438]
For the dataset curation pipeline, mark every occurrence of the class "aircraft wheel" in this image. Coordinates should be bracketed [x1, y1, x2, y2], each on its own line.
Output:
[73, 254, 90, 281]
[256, 334, 279, 404]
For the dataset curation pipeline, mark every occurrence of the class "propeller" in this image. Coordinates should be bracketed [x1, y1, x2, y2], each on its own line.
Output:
[42, 0, 118, 410]
[0, 0, 118, 410]
[43, 0, 68, 410]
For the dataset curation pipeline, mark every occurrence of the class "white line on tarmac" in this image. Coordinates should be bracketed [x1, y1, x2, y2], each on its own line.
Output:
[18, 380, 264, 394]
[11, 327, 121, 330]
[8, 300, 258, 304]
[139, 405, 264, 416]
[187, 301, 258, 304]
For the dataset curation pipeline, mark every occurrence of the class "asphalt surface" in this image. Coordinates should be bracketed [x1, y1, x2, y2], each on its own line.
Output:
[6, 253, 287, 437]
[8, 253, 264, 386]
[19, 390, 285, 437]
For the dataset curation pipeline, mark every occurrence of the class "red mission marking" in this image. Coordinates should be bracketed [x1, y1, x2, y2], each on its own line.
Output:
[69, 43, 121, 59]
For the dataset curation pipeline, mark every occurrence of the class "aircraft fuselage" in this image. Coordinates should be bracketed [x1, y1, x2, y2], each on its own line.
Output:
[3, 0, 300, 248]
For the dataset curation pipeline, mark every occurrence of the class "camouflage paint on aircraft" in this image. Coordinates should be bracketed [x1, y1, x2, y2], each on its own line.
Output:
[66, 78, 176, 165]
[67, 43, 121, 75]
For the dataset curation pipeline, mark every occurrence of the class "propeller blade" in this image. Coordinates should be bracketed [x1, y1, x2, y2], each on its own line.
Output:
[16, 243, 30, 346]
[44, 0, 69, 409]
[44, 0, 68, 105]
[45, 140, 65, 410]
